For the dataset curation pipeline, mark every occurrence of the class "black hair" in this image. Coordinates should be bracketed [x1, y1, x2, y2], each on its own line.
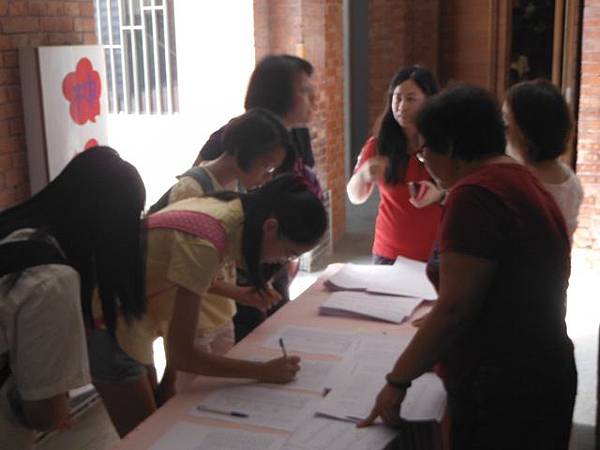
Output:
[374, 66, 439, 184]
[506, 79, 572, 162]
[209, 174, 326, 290]
[244, 54, 314, 117]
[221, 108, 296, 173]
[416, 84, 507, 161]
[0, 146, 146, 333]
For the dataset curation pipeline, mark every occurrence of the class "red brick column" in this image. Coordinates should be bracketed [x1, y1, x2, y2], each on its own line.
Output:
[366, 0, 441, 132]
[576, 1, 600, 259]
[253, 0, 346, 241]
[0, 0, 96, 210]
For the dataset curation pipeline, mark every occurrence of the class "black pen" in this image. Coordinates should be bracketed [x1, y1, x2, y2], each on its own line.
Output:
[278, 337, 288, 358]
[196, 405, 248, 418]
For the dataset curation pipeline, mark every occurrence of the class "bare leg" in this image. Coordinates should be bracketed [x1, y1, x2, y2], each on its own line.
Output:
[93, 375, 157, 438]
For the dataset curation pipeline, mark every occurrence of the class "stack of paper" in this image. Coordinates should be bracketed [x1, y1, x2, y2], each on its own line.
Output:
[325, 259, 437, 300]
[319, 291, 422, 323]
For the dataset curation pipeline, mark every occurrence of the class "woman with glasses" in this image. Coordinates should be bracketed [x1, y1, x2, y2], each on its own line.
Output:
[346, 66, 443, 264]
[360, 85, 576, 450]
[147, 108, 291, 401]
[93, 174, 327, 437]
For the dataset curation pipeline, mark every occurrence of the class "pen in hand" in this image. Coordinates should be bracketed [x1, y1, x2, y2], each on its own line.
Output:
[278, 337, 288, 358]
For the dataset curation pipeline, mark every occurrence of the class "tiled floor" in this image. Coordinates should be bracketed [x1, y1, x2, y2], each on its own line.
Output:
[36, 194, 598, 449]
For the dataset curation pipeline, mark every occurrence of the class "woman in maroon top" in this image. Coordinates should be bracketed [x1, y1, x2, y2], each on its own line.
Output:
[347, 66, 443, 263]
[360, 85, 576, 450]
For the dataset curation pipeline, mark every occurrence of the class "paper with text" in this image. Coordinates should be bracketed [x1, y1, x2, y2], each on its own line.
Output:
[281, 416, 396, 450]
[191, 385, 319, 431]
[262, 326, 357, 356]
[149, 421, 287, 450]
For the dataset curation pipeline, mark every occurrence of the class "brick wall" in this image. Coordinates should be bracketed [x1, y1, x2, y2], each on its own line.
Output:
[575, 0, 600, 259]
[366, 0, 440, 132]
[0, 0, 96, 210]
[253, 0, 346, 242]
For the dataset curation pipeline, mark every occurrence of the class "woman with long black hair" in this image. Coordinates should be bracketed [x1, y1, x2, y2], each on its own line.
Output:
[347, 66, 442, 264]
[0, 147, 146, 449]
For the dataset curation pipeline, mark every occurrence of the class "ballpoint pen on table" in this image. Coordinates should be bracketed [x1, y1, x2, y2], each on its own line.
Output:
[196, 405, 248, 418]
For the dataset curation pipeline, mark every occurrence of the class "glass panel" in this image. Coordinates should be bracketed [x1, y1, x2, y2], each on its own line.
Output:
[156, 11, 167, 112]
[124, 30, 135, 111]
[134, 29, 145, 113]
[114, 48, 125, 112]
[509, 0, 555, 86]
[132, 0, 141, 25]
[121, 0, 130, 26]
[104, 48, 114, 112]
[144, 11, 156, 113]
[110, 0, 121, 44]
[167, 0, 178, 112]
[98, 0, 109, 44]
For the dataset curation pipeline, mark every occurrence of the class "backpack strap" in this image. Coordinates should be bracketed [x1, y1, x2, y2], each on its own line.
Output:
[146, 210, 227, 257]
[0, 240, 67, 278]
[147, 166, 216, 215]
[180, 166, 215, 194]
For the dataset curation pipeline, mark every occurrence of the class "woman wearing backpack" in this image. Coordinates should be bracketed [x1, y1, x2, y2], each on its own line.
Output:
[91, 174, 327, 437]
[150, 108, 293, 397]
[0, 147, 145, 449]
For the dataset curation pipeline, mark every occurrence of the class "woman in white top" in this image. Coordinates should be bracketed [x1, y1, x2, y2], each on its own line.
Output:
[0, 147, 146, 449]
[503, 79, 584, 240]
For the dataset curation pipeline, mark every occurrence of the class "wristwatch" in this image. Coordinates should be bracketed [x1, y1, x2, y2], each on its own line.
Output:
[385, 373, 412, 390]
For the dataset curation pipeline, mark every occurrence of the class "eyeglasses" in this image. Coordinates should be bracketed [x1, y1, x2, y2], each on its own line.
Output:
[415, 143, 427, 163]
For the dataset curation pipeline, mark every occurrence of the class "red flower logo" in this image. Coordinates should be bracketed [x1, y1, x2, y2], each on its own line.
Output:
[62, 58, 102, 125]
[84, 138, 98, 150]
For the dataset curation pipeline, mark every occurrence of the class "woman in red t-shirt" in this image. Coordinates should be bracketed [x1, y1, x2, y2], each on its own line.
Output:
[360, 85, 576, 450]
[347, 66, 443, 263]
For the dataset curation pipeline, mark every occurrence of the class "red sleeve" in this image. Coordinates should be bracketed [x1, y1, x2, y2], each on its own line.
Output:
[439, 185, 514, 260]
[353, 137, 377, 173]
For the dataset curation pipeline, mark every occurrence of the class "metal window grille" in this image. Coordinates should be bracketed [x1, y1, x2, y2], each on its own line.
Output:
[95, 0, 179, 114]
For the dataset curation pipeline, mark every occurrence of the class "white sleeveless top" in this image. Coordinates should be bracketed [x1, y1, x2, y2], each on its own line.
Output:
[542, 162, 584, 241]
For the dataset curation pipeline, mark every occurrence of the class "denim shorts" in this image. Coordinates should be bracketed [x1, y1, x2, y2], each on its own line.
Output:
[87, 329, 147, 383]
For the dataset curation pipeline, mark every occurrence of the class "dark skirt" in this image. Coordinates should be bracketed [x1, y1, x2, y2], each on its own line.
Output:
[447, 352, 577, 450]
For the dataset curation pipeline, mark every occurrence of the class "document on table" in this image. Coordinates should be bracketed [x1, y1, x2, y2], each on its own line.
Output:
[319, 291, 422, 323]
[316, 341, 446, 423]
[349, 334, 413, 365]
[325, 262, 437, 300]
[259, 358, 339, 391]
[281, 416, 397, 450]
[262, 325, 357, 356]
[191, 384, 320, 431]
[149, 421, 287, 450]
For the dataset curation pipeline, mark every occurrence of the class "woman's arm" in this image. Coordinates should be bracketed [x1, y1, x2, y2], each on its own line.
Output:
[21, 394, 70, 431]
[208, 280, 281, 311]
[359, 251, 496, 427]
[346, 156, 388, 204]
[167, 286, 299, 382]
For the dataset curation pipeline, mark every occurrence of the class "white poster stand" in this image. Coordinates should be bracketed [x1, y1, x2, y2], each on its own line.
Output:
[19, 46, 108, 194]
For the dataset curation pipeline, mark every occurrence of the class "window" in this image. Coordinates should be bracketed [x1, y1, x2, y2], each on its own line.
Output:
[96, 0, 179, 114]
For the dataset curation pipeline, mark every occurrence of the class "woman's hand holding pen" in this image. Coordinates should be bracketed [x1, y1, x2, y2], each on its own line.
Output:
[258, 356, 301, 383]
[235, 285, 282, 312]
